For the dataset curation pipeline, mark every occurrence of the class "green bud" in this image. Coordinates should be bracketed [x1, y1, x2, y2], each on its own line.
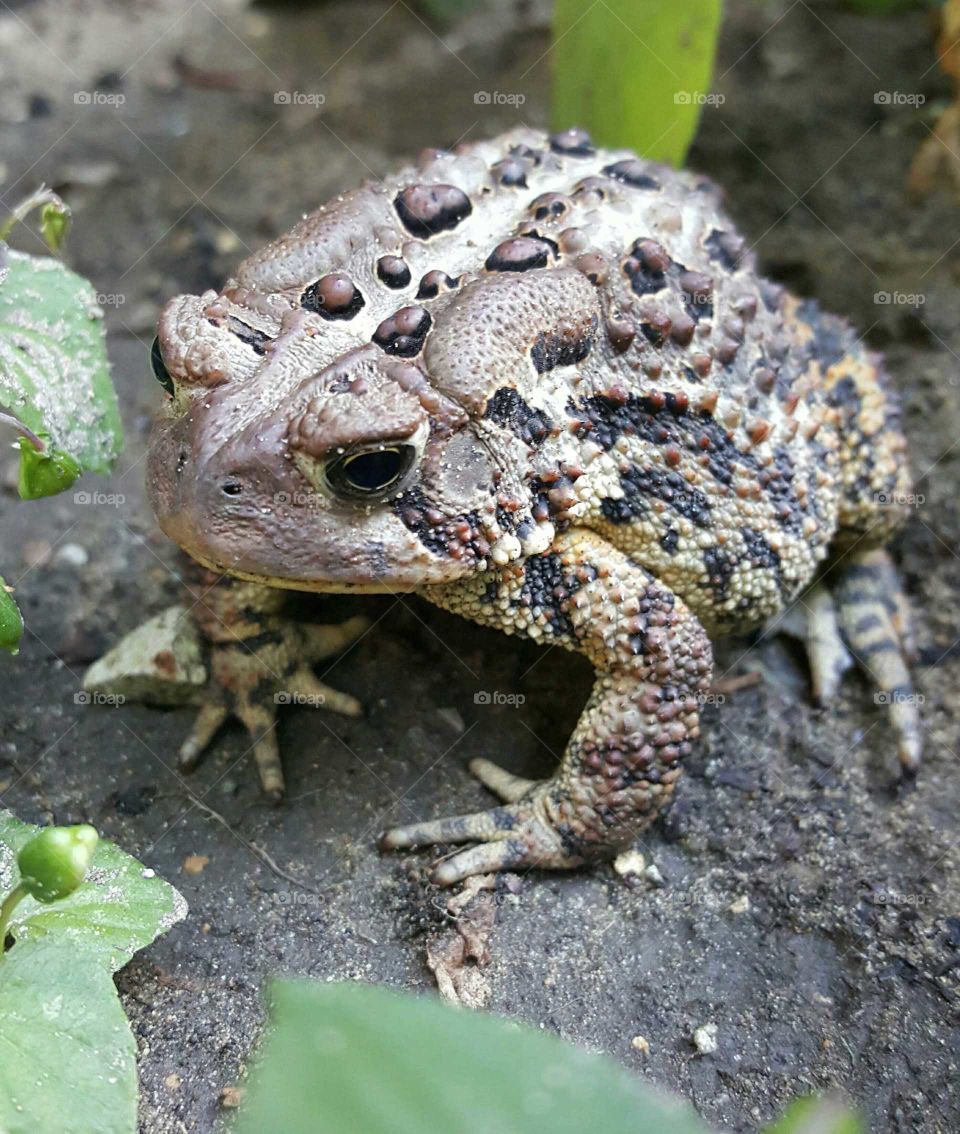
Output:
[16, 434, 81, 499]
[0, 579, 23, 654]
[17, 824, 99, 903]
[39, 198, 71, 253]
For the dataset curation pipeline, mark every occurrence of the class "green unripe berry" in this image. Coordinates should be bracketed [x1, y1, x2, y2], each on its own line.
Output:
[17, 824, 99, 903]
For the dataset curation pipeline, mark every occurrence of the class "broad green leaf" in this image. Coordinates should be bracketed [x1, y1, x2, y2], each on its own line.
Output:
[0, 810, 186, 971]
[552, 0, 723, 166]
[0, 937, 137, 1134]
[767, 1097, 864, 1134]
[0, 579, 23, 654]
[0, 248, 122, 474]
[16, 434, 81, 499]
[236, 981, 710, 1134]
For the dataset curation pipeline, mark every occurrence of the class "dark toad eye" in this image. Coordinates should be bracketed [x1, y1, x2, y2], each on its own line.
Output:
[151, 336, 174, 397]
[325, 444, 415, 501]
[220, 478, 243, 497]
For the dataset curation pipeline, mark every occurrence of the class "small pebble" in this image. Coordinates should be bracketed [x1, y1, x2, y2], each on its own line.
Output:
[613, 849, 646, 876]
[728, 895, 750, 914]
[644, 863, 665, 887]
[631, 1035, 650, 1055]
[692, 1023, 718, 1055]
[55, 543, 89, 567]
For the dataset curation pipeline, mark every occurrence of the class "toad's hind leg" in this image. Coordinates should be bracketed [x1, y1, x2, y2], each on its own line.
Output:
[381, 529, 713, 885]
[820, 344, 920, 773]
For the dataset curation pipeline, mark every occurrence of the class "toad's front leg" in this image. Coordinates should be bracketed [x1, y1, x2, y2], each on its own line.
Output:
[179, 571, 368, 798]
[381, 529, 713, 884]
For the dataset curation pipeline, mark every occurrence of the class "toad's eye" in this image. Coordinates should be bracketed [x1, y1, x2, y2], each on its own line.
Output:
[325, 444, 416, 501]
[151, 336, 174, 397]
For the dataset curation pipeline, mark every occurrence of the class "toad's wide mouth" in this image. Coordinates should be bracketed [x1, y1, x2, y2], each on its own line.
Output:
[173, 545, 416, 595]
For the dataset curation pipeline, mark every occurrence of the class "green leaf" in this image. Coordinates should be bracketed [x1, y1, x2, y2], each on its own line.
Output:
[16, 433, 81, 499]
[0, 579, 23, 654]
[0, 248, 122, 475]
[38, 199, 71, 254]
[236, 981, 710, 1134]
[766, 1097, 865, 1134]
[0, 937, 137, 1134]
[0, 810, 186, 971]
[552, 0, 723, 166]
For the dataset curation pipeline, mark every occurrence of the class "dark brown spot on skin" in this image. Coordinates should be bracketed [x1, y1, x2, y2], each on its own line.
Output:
[606, 318, 635, 354]
[679, 271, 714, 322]
[491, 158, 528, 188]
[300, 273, 364, 320]
[373, 306, 432, 357]
[416, 270, 460, 299]
[532, 315, 597, 373]
[670, 314, 696, 346]
[377, 255, 412, 289]
[395, 184, 473, 239]
[602, 159, 661, 190]
[529, 192, 570, 220]
[576, 252, 607, 286]
[549, 128, 595, 157]
[639, 311, 672, 346]
[486, 236, 552, 273]
[755, 367, 776, 395]
[705, 228, 745, 271]
[572, 176, 609, 200]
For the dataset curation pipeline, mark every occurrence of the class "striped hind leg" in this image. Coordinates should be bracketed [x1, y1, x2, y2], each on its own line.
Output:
[831, 549, 922, 776]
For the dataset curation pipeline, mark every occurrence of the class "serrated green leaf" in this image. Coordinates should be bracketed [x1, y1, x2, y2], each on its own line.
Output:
[16, 434, 81, 499]
[0, 937, 137, 1134]
[39, 199, 71, 254]
[0, 810, 186, 971]
[766, 1096, 865, 1134]
[0, 579, 23, 654]
[236, 981, 711, 1134]
[552, 0, 723, 166]
[0, 249, 122, 474]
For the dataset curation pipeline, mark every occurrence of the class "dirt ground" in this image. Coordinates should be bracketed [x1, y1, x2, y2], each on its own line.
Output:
[1, 1, 958, 1131]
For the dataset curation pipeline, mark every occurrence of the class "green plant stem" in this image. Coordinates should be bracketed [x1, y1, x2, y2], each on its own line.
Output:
[0, 186, 62, 243]
[0, 411, 45, 452]
[0, 884, 27, 955]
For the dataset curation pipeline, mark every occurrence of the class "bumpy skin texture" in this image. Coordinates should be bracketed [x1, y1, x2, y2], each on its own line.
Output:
[148, 127, 919, 885]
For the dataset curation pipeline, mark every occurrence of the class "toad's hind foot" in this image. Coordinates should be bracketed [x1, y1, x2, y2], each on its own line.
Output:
[800, 550, 921, 776]
[380, 784, 579, 886]
[833, 549, 922, 776]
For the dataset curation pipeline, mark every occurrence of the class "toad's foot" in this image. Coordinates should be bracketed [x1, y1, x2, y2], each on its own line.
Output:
[179, 574, 368, 798]
[382, 529, 713, 884]
[799, 550, 921, 776]
[381, 778, 578, 886]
